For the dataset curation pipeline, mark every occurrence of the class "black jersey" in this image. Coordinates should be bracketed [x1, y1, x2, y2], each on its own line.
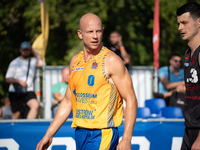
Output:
[184, 46, 200, 128]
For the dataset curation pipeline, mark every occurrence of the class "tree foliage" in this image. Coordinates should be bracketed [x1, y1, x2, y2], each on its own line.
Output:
[0, 0, 199, 97]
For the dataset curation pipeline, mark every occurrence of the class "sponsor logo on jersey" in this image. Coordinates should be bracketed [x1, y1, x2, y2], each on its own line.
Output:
[192, 56, 196, 64]
[185, 96, 200, 100]
[185, 56, 189, 60]
[76, 109, 95, 119]
[73, 67, 84, 71]
[184, 63, 189, 67]
[73, 89, 97, 104]
[91, 60, 98, 69]
[186, 84, 198, 91]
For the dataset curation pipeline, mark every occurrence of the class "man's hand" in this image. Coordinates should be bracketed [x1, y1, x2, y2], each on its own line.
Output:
[118, 39, 123, 48]
[18, 80, 27, 87]
[117, 138, 131, 150]
[191, 133, 200, 150]
[36, 136, 52, 150]
[52, 100, 59, 106]
[191, 140, 200, 150]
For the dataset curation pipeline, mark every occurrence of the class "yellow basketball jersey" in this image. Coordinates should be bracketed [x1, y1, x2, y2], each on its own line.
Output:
[69, 46, 123, 129]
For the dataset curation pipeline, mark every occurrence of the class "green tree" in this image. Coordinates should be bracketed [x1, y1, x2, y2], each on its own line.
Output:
[0, 0, 200, 97]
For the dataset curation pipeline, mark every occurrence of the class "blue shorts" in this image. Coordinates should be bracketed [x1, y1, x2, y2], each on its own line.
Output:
[75, 127, 119, 150]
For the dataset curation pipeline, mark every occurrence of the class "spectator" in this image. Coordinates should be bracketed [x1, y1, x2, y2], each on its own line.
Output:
[0, 96, 12, 119]
[51, 67, 69, 117]
[36, 13, 137, 150]
[155, 53, 185, 106]
[177, 2, 200, 149]
[108, 30, 131, 69]
[5, 41, 43, 119]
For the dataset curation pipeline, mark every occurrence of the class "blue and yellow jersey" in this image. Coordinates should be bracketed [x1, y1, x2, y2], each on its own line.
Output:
[69, 46, 123, 129]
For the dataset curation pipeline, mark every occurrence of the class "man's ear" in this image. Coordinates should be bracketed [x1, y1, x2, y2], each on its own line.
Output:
[77, 30, 83, 39]
[197, 17, 200, 28]
[169, 58, 172, 64]
[102, 27, 104, 33]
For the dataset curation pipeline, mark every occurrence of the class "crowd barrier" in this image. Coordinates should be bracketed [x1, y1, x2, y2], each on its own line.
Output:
[40, 66, 158, 119]
[0, 119, 184, 150]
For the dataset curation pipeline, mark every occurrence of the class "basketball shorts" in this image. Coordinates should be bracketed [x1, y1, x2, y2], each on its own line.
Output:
[75, 127, 119, 150]
[181, 127, 200, 150]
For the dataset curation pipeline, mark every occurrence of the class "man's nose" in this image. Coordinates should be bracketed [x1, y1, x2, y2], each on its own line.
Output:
[178, 24, 183, 31]
[93, 32, 98, 38]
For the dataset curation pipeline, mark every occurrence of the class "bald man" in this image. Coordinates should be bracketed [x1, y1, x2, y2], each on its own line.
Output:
[36, 13, 137, 150]
[51, 67, 69, 117]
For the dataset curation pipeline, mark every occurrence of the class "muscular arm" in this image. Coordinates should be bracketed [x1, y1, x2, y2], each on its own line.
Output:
[45, 87, 72, 138]
[105, 53, 137, 150]
[191, 131, 200, 150]
[36, 87, 72, 150]
[36, 55, 77, 150]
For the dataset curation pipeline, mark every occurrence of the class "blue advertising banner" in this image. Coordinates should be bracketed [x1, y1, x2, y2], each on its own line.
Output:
[0, 120, 185, 150]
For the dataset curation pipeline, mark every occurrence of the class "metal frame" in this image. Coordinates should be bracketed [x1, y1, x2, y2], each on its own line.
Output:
[34, 65, 158, 119]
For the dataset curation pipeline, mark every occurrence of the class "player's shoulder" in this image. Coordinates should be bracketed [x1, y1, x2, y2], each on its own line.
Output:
[71, 54, 79, 62]
[70, 54, 79, 66]
[105, 51, 125, 73]
[104, 47, 120, 59]
[105, 52, 122, 63]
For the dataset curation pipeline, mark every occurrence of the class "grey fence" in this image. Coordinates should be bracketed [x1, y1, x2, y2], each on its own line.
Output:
[35, 66, 158, 119]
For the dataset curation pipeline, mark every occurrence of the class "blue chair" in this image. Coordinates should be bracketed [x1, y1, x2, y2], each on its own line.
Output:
[161, 106, 184, 118]
[145, 98, 166, 117]
[137, 107, 151, 119]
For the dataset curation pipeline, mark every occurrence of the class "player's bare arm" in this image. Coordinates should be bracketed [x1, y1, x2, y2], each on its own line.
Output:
[36, 55, 77, 150]
[105, 53, 138, 150]
[36, 86, 72, 150]
[191, 131, 200, 150]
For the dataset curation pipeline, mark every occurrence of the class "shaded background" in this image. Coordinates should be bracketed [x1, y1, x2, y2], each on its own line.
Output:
[0, 0, 197, 97]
